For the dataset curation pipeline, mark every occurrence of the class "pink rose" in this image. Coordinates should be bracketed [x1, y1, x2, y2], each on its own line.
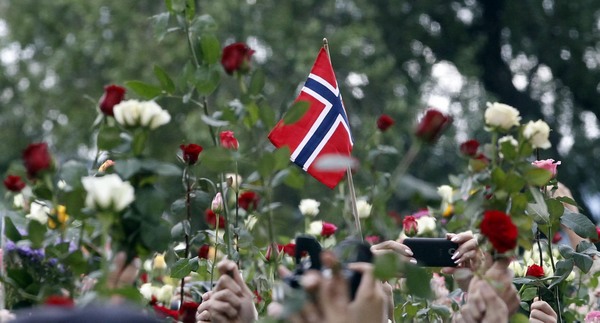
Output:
[403, 216, 418, 237]
[531, 159, 561, 178]
[220, 130, 239, 150]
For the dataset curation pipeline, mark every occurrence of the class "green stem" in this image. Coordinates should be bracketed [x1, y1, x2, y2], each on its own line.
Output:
[219, 174, 232, 259]
[180, 165, 192, 307]
[210, 214, 220, 288]
[234, 161, 240, 269]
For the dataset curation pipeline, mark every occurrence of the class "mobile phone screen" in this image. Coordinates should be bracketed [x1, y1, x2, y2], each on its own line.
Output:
[403, 238, 459, 267]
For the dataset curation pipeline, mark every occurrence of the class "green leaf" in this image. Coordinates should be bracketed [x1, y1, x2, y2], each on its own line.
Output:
[153, 65, 175, 94]
[491, 167, 506, 187]
[505, 172, 526, 193]
[548, 259, 574, 288]
[561, 210, 597, 239]
[524, 167, 552, 187]
[194, 65, 220, 95]
[520, 287, 537, 301]
[201, 147, 233, 172]
[151, 12, 171, 41]
[404, 264, 432, 299]
[282, 101, 310, 125]
[283, 167, 305, 189]
[546, 198, 564, 222]
[114, 158, 142, 179]
[27, 220, 46, 248]
[125, 81, 162, 99]
[171, 220, 191, 238]
[258, 101, 276, 129]
[64, 250, 89, 275]
[527, 203, 549, 224]
[200, 34, 220, 65]
[373, 252, 401, 281]
[170, 258, 193, 279]
[249, 69, 265, 95]
[5, 217, 22, 241]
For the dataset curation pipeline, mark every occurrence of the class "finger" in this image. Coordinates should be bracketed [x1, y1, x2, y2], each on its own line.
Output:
[209, 299, 239, 319]
[214, 274, 243, 295]
[278, 265, 293, 278]
[448, 231, 474, 244]
[371, 241, 414, 257]
[218, 259, 253, 295]
[116, 257, 141, 287]
[530, 309, 556, 322]
[455, 249, 478, 265]
[347, 262, 377, 292]
[531, 300, 557, 319]
[459, 305, 476, 323]
[529, 319, 543, 323]
[107, 251, 127, 289]
[196, 300, 212, 314]
[267, 302, 283, 318]
[196, 309, 211, 322]
[202, 291, 213, 301]
[211, 289, 242, 309]
[298, 300, 322, 323]
[211, 311, 233, 323]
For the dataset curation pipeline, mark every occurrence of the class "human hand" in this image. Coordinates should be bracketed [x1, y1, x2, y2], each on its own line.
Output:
[457, 280, 509, 323]
[370, 239, 417, 264]
[529, 297, 557, 323]
[195, 259, 257, 323]
[441, 231, 480, 290]
[481, 258, 520, 315]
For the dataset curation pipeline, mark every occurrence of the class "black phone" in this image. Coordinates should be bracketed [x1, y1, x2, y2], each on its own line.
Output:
[403, 238, 459, 267]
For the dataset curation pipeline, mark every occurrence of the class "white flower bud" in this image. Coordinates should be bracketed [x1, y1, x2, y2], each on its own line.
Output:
[299, 199, 320, 217]
[484, 102, 521, 130]
[523, 120, 551, 149]
[356, 199, 372, 218]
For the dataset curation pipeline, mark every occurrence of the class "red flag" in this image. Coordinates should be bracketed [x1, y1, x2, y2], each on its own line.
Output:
[268, 48, 353, 188]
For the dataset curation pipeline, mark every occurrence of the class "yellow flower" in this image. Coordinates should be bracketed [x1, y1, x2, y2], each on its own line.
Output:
[442, 205, 454, 217]
[153, 253, 167, 270]
[48, 205, 69, 229]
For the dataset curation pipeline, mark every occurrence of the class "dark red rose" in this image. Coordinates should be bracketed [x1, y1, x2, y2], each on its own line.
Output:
[552, 232, 562, 244]
[479, 210, 518, 253]
[205, 209, 226, 229]
[220, 130, 239, 150]
[460, 139, 480, 157]
[321, 222, 337, 237]
[99, 84, 126, 116]
[377, 114, 395, 132]
[4, 175, 26, 192]
[153, 304, 179, 320]
[198, 244, 210, 259]
[525, 264, 545, 278]
[180, 143, 203, 165]
[282, 243, 295, 257]
[44, 295, 75, 308]
[139, 272, 148, 284]
[415, 108, 452, 144]
[23, 142, 52, 178]
[238, 191, 259, 211]
[403, 215, 418, 237]
[179, 301, 200, 323]
[221, 43, 255, 75]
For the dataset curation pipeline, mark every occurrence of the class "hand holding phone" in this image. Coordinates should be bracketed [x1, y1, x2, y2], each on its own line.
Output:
[402, 238, 459, 267]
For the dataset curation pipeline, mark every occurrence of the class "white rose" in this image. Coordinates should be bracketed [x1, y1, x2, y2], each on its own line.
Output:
[82, 174, 135, 212]
[416, 216, 437, 235]
[356, 199, 372, 218]
[113, 100, 171, 130]
[26, 201, 50, 224]
[523, 120, 551, 149]
[508, 261, 525, 277]
[139, 283, 159, 301]
[484, 102, 521, 130]
[225, 173, 242, 191]
[157, 284, 174, 304]
[299, 199, 320, 217]
[13, 193, 24, 209]
[308, 220, 323, 236]
[437, 185, 453, 203]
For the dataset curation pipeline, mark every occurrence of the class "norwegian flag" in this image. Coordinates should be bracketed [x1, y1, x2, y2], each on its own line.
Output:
[268, 47, 353, 188]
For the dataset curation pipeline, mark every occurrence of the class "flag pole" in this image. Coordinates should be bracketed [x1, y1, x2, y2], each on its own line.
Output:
[322, 38, 363, 241]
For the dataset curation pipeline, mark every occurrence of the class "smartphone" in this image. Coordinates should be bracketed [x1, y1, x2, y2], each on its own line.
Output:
[403, 238, 459, 267]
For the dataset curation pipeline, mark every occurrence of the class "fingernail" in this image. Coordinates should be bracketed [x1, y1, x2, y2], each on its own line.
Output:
[454, 258, 462, 264]
[451, 251, 460, 260]
[405, 248, 413, 256]
[451, 236, 459, 242]
[410, 259, 417, 264]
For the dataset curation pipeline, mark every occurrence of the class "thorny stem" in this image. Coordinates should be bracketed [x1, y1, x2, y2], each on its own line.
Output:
[180, 166, 193, 307]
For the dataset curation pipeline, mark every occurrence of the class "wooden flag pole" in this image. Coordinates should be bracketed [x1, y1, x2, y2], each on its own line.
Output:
[322, 38, 363, 241]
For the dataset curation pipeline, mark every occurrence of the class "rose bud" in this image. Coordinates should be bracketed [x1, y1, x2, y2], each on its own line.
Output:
[459, 139, 479, 157]
[220, 130, 239, 150]
[525, 264, 545, 278]
[221, 43, 255, 75]
[415, 108, 452, 144]
[377, 114, 395, 132]
[22, 142, 52, 178]
[321, 222, 337, 237]
[4, 175, 26, 192]
[402, 216, 418, 237]
[180, 143, 203, 165]
[99, 84, 126, 116]
[198, 244, 210, 259]
[211, 192, 224, 214]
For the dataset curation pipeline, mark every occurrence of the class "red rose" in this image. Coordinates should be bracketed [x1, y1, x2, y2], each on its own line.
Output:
[321, 222, 337, 237]
[460, 139, 480, 157]
[365, 235, 381, 245]
[403, 216, 418, 237]
[220, 130, 239, 150]
[282, 243, 296, 257]
[238, 191, 259, 211]
[377, 114, 395, 132]
[221, 43, 255, 75]
[479, 210, 518, 253]
[180, 143, 203, 165]
[205, 209, 226, 229]
[525, 264, 545, 278]
[198, 244, 210, 259]
[552, 232, 562, 244]
[415, 108, 452, 144]
[4, 175, 26, 192]
[23, 142, 52, 178]
[44, 295, 74, 308]
[179, 301, 200, 323]
[99, 84, 126, 116]
[140, 272, 148, 284]
[153, 304, 179, 320]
